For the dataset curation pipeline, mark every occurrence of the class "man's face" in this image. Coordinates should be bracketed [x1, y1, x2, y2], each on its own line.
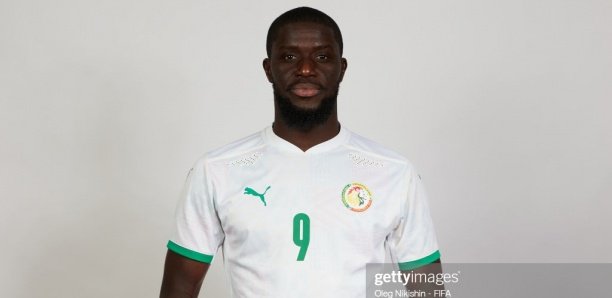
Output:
[264, 22, 347, 130]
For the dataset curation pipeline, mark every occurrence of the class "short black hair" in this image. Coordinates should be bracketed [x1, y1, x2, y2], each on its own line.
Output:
[266, 7, 343, 57]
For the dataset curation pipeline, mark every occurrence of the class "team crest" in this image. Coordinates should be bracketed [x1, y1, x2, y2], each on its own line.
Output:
[341, 182, 372, 212]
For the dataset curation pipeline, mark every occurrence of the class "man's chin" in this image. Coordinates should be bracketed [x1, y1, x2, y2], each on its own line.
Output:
[273, 84, 338, 131]
[288, 97, 324, 111]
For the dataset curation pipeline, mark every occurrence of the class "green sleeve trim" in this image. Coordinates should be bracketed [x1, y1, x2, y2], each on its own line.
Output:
[167, 241, 213, 264]
[398, 250, 441, 271]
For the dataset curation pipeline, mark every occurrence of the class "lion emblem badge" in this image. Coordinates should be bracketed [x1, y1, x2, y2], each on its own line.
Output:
[341, 182, 372, 212]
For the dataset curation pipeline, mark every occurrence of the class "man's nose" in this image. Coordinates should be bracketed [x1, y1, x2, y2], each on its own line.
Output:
[296, 58, 315, 76]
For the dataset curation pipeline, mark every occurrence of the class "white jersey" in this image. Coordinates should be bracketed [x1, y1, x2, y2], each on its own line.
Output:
[168, 125, 440, 297]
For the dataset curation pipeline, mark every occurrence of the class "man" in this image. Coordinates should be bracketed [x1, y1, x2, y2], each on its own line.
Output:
[160, 7, 441, 297]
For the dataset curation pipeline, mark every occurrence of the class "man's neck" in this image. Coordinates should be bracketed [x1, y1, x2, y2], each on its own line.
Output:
[272, 115, 340, 152]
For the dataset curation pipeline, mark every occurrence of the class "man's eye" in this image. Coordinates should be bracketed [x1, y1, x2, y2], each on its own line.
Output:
[283, 55, 296, 61]
[316, 53, 331, 60]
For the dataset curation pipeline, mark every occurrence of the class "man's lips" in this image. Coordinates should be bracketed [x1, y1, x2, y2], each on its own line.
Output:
[290, 83, 321, 98]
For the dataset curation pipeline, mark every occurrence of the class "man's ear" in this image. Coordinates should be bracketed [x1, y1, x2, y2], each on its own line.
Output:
[263, 58, 273, 83]
[338, 57, 348, 82]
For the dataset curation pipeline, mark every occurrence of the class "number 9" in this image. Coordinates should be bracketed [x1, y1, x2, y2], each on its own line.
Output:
[293, 213, 310, 261]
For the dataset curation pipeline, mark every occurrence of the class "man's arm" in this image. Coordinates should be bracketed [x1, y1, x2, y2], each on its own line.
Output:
[402, 258, 445, 292]
[160, 250, 210, 298]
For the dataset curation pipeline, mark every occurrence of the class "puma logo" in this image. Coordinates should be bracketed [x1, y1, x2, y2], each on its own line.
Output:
[243, 186, 271, 206]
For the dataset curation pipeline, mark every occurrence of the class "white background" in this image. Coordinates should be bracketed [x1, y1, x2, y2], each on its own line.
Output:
[1, 0, 611, 297]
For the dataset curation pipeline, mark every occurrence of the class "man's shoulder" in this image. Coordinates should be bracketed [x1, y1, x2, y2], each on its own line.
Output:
[197, 129, 267, 165]
[344, 128, 414, 168]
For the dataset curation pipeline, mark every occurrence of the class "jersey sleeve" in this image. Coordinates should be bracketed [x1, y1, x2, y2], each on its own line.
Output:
[167, 158, 224, 263]
[387, 166, 440, 270]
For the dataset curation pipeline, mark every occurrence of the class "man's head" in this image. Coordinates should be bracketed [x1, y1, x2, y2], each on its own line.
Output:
[263, 7, 347, 132]
[265, 7, 344, 58]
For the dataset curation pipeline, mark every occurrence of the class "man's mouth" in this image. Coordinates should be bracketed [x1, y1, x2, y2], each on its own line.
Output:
[290, 83, 321, 98]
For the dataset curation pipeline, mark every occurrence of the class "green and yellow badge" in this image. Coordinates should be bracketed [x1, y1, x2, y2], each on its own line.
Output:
[341, 182, 372, 212]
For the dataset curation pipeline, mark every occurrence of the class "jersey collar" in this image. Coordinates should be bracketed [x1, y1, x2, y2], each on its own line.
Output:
[263, 124, 350, 155]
